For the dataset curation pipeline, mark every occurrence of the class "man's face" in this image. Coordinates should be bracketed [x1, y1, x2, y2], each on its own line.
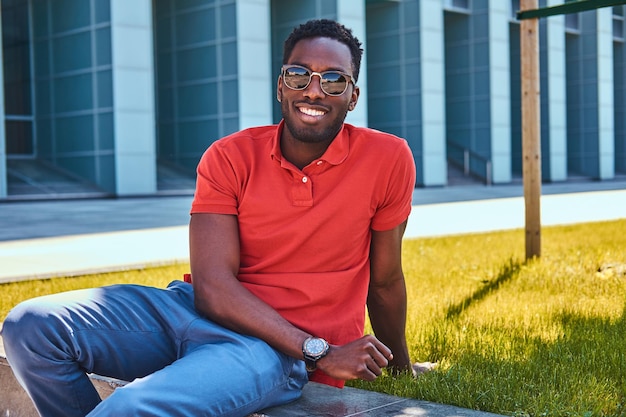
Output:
[277, 37, 359, 145]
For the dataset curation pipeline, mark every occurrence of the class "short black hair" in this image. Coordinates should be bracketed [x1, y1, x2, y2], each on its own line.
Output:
[283, 19, 363, 83]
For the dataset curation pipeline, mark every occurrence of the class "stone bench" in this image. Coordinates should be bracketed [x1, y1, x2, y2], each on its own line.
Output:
[1, 333, 501, 417]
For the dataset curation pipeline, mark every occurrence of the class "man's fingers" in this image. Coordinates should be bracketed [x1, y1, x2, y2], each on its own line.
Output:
[368, 335, 393, 359]
[370, 350, 391, 369]
[364, 356, 384, 378]
[362, 334, 393, 364]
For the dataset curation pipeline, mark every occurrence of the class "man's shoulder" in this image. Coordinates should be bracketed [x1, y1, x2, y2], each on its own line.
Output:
[344, 124, 412, 157]
[201, 125, 278, 166]
[216, 124, 278, 146]
[344, 124, 407, 145]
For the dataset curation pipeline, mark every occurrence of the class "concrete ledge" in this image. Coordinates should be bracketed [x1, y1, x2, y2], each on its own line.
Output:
[1, 355, 39, 417]
[0, 354, 127, 416]
[1, 335, 502, 417]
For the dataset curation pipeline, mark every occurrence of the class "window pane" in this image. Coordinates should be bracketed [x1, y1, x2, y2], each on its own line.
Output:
[2, 0, 33, 115]
[453, 0, 469, 9]
[565, 13, 579, 31]
[5, 120, 34, 155]
[511, 0, 520, 19]
[614, 19, 624, 40]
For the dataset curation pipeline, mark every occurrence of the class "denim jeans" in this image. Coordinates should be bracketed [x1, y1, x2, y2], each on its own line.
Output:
[1, 280, 308, 417]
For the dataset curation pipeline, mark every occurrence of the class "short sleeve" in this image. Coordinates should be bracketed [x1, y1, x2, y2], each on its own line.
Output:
[190, 142, 240, 215]
[370, 140, 416, 231]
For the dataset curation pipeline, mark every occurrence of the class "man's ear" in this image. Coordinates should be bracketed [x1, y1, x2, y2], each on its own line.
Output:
[348, 85, 360, 111]
[277, 76, 283, 103]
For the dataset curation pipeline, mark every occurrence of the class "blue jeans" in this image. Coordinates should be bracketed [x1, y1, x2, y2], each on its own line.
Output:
[1, 280, 308, 417]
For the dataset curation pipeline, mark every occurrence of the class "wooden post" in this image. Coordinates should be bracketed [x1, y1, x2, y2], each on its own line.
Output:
[520, 0, 542, 259]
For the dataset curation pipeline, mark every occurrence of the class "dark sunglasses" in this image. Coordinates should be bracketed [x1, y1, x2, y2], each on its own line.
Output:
[281, 65, 355, 96]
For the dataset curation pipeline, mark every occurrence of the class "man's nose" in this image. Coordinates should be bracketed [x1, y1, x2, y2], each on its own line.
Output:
[303, 74, 325, 99]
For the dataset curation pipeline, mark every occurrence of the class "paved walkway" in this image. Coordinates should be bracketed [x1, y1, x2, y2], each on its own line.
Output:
[1, 181, 625, 284]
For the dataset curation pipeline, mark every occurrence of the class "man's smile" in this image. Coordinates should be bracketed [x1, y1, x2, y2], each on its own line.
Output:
[296, 103, 328, 119]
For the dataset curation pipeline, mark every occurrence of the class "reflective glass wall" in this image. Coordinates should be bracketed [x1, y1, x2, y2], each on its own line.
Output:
[33, 0, 115, 192]
[366, 1, 424, 184]
[2, 0, 33, 156]
[1, 0, 624, 200]
[444, 0, 493, 182]
[153, 0, 239, 179]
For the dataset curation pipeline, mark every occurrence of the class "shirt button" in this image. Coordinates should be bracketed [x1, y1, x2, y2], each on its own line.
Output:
[302, 176, 308, 183]
[316, 160, 323, 166]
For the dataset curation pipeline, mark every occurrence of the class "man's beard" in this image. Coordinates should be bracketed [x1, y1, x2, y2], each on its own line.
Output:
[281, 102, 347, 144]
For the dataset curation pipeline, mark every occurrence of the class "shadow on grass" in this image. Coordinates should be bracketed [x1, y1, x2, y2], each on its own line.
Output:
[443, 302, 626, 415]
[392, 300, 626, 415]
[549, 304, 626, 400]
[445, 258, 522, 320]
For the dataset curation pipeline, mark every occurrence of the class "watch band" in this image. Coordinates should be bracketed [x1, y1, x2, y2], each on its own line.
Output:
[304, 357, 317, 372]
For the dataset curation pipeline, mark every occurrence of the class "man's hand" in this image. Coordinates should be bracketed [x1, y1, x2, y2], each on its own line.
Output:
[315, 335, 393, 381]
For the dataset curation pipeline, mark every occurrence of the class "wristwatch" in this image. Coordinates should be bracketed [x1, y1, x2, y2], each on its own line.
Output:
[302, 337, 329, 372]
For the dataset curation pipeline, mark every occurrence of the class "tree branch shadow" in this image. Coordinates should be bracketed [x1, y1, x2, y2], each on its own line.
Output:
[445, 258, 523, 320]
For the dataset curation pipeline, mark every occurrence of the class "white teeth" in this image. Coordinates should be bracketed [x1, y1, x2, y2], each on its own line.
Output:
[299, 107, 325, 117]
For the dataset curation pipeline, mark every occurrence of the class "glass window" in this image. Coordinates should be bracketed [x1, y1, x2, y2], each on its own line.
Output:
[445, 0, 470, 11]
[614, 6, 625, 41]
[2, 0, 35, 156]
[453, 0, 469, 9]
[615, 20, 624, 41]
[444, 0, 470, 15]
[94, 0, 110, 24]
[511, 0, 520, 20]
[5, 120, 34, 154]
[565, 13, 580, 33]
[52, 0, 90, 32]
[2, 1, 31, 115]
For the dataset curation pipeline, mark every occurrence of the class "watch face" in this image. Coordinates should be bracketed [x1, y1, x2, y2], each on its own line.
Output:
[306, 338, 327, 356]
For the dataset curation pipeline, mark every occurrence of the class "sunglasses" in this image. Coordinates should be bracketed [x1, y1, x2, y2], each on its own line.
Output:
[281, 65, 355, 96]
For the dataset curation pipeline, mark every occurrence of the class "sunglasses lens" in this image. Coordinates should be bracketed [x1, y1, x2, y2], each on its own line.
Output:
[283, 66, 350, 96]
[320, 73, 348, 95]
[283, 67, 311, 89]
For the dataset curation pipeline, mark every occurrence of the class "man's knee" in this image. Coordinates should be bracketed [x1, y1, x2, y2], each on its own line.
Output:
[3, 300, 35, 345]
[2, 298, 67, 354]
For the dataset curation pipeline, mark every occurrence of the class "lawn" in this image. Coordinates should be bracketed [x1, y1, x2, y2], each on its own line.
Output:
[2, 219, 625, 416]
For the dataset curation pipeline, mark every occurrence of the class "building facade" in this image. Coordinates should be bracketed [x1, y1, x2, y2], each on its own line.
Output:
[1, 0, 625, 199]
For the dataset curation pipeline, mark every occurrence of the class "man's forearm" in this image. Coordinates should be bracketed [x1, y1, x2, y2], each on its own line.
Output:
[367, 276, 411, 371]
[192, 272, 311, 361]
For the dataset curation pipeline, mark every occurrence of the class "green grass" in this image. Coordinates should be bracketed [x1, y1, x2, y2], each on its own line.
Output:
[2, 219, 626, 416]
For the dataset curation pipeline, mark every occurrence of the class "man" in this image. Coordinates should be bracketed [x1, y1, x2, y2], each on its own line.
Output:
[2, 19, 418, 417]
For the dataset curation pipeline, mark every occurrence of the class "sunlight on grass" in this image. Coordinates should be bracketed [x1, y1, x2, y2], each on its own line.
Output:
[2, 219, 625, 416]
[358, 219, 626, 416]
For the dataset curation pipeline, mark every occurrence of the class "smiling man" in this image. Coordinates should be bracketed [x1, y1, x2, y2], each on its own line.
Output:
[2, 19, 419, 417]
[278, 36, 357, 162]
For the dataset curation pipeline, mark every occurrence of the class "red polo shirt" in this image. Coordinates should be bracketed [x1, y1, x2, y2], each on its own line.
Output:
[191, 121, 415, 386]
